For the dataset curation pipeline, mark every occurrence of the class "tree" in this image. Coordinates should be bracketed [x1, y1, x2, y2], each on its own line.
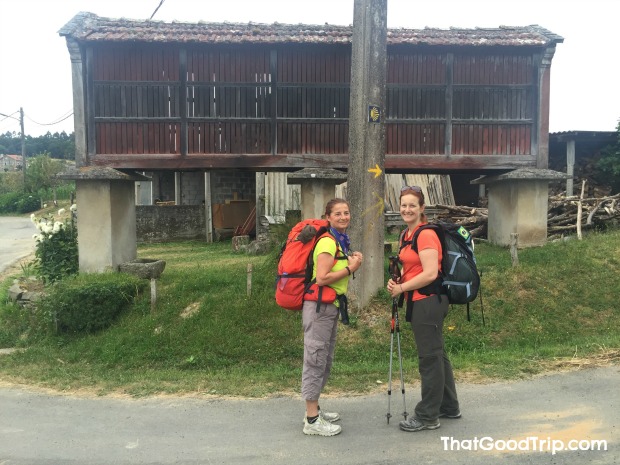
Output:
[595, 121, 620, 194]
[25, 153, 64, 195]
[0, 131, 74, 160]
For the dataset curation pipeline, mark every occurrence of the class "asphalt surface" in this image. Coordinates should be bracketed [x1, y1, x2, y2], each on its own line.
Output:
[0, 366, 617, 465]
[0, 216, 617, 464]
[0, 216, 37, 273]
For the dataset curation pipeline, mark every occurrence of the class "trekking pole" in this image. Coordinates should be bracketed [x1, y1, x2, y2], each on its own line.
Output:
[387, 256, 408, 424]
[479, 269, 486, 326]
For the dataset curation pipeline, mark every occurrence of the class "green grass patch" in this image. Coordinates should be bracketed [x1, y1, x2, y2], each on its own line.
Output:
[0, 230, 619, 397]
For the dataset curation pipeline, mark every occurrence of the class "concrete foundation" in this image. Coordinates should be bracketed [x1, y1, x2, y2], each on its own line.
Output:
[287, 168, 347, 219]
[76, 180, 137, 272]
[472, 168, 571, 248]
[58, 167, 150, 273]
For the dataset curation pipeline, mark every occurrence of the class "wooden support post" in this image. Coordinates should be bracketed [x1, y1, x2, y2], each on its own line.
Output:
[510, 233, 519, 267]
[566, 139, 575, 196]
[247, 263, 253, 297]
[150, 278, 157, 312]
[577, 180, 586, 240]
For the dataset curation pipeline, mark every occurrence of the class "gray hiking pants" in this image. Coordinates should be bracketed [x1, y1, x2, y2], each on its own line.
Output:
[409, 295, 460, 422]
[301, 300, 339, 401]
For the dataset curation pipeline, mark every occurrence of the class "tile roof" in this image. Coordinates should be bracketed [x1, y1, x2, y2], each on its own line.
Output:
[59, 12, 563, 47]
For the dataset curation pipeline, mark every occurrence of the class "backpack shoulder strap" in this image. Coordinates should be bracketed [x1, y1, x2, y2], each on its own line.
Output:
[398, 228, 410, 252]
[411, 223, 444, 253]
[317, 229, 348, 260]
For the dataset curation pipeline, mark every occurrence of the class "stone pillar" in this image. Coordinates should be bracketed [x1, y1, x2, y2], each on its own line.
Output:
[472, 168, 570, 248]
[58, 167, 151, 272]
[566, 139, 575, 196]
[347, 0, 388, 309]
[287, 168, 347, 220]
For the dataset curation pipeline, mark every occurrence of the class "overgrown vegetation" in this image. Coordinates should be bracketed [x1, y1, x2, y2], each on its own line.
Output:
[32, 212, 79, 283]
[0, 153, 75, 215]
[0, 229, 618, 398]
[595, 121, 620, 193]
[37, 273, 146, 335]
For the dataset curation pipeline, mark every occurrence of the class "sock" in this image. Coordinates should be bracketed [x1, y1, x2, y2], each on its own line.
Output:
[307, 414, 319, 424]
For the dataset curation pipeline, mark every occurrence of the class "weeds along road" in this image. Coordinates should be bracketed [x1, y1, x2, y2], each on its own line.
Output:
[0, 366, 617, 464]
[0, 216, 37, 274]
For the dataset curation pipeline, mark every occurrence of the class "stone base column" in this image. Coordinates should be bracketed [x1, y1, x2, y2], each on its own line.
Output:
[58, 167, 151, 273]
[472, 168, 570, 248]
[287, 168, 347, 220]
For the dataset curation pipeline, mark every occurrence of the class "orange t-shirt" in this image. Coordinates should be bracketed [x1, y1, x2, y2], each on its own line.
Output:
[398, 223, 442, 301]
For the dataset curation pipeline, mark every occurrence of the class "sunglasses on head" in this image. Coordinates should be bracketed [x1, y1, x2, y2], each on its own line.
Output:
[400, 185, 423, 193]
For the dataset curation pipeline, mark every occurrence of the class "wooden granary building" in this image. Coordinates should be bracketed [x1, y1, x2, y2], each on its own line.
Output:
[60, 13, 563, 173]
[59, 12, 564, 274]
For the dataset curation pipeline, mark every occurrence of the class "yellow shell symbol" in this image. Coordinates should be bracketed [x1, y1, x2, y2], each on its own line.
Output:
[369, 106, 380, 122]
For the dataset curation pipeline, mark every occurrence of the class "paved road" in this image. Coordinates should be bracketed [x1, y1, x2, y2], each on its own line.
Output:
[0, 216, 37, 273]
[0, 366, 617, 465]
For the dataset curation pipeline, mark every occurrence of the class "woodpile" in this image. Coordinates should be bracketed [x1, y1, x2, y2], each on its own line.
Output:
[429, 204, 488, 238]
[425, 189, 619, 240]
[547, 191, 620, 239]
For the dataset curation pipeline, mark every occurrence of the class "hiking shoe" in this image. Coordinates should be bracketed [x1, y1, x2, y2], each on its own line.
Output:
[303, 416, 342, 436]
[439, 410, 462, 419]
[399, 417, 440, 432]
[303, 409, 341, 423]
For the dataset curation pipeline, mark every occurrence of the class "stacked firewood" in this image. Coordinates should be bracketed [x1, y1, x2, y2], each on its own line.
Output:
[547, 192, 620, 239]
[429, 204, 488, 238]
[425, 192, 619, 240]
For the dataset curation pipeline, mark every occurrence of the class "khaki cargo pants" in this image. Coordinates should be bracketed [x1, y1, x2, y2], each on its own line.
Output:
[301, 300, 339, 401]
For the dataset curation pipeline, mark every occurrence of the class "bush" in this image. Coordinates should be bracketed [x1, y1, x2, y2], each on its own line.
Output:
[0, 191, 21, 213]
[16, 194, 40, 213]
[36, 273, 146, 334]
[33, 216, 78, 283]
[0, 191, 40, 214]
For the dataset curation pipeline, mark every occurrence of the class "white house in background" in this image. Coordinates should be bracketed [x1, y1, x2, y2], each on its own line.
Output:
[0, 154, 23, 171]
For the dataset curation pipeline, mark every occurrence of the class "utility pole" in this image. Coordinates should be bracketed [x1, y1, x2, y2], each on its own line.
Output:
[347, 0, 388, 309]
[20, 107, 26, 187]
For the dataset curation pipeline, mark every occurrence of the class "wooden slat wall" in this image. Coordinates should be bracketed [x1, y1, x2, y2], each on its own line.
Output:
[93, 45, 180, 154]
[264, 172, 300, 220]
[89, 45, 537, 160]
[451, 53, 534, 155]
[276, 46, 351, 155]
[186, 48, 272, 154]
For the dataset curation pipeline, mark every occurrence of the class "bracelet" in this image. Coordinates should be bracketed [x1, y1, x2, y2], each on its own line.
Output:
[345, 266, 351, 276]
[400, 284, 404, 293]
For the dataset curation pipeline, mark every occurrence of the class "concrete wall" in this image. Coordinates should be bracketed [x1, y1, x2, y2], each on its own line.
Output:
[487, 180, 549, 247]
[136, 205, 206, 243]
[210, 170, 256, 204]
[77, 180, 137, 272]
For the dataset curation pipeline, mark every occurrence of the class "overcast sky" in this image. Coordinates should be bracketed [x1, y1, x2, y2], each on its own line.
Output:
[0, 0, 618, 136]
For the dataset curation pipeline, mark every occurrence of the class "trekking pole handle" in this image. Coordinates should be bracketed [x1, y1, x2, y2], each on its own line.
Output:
[388, 256, 401, 282]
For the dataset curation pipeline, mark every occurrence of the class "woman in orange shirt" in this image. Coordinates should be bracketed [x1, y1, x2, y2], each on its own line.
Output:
[387, 186, 460, 432]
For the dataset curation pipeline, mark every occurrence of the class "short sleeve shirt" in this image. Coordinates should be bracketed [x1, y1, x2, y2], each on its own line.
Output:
[312, 235, 349, 296]
[398, 223, 442, 301]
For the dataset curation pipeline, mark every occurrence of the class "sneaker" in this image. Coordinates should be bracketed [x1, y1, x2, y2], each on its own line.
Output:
[303, 409, 341, 423]
[399, 417, 440, 432]
[303, 416, 342, 436]
[319, 409, 340, 422]
[439, 410, 462, 419]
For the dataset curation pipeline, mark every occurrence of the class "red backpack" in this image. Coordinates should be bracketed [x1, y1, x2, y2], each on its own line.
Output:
[275, 219, 344, 311]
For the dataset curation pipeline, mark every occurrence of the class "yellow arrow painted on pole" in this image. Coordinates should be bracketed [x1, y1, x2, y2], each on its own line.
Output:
[368, 164, 382, 178]
[361, 192, 385, 235]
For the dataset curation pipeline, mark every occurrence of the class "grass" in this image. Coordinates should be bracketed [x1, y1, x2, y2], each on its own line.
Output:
[0, 228, 619, 398]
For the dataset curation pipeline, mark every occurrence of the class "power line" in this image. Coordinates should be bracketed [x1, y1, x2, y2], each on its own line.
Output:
[25, 109, 74, 127]
[0, 110, 20, 123]
[149, 0, 166, 21]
